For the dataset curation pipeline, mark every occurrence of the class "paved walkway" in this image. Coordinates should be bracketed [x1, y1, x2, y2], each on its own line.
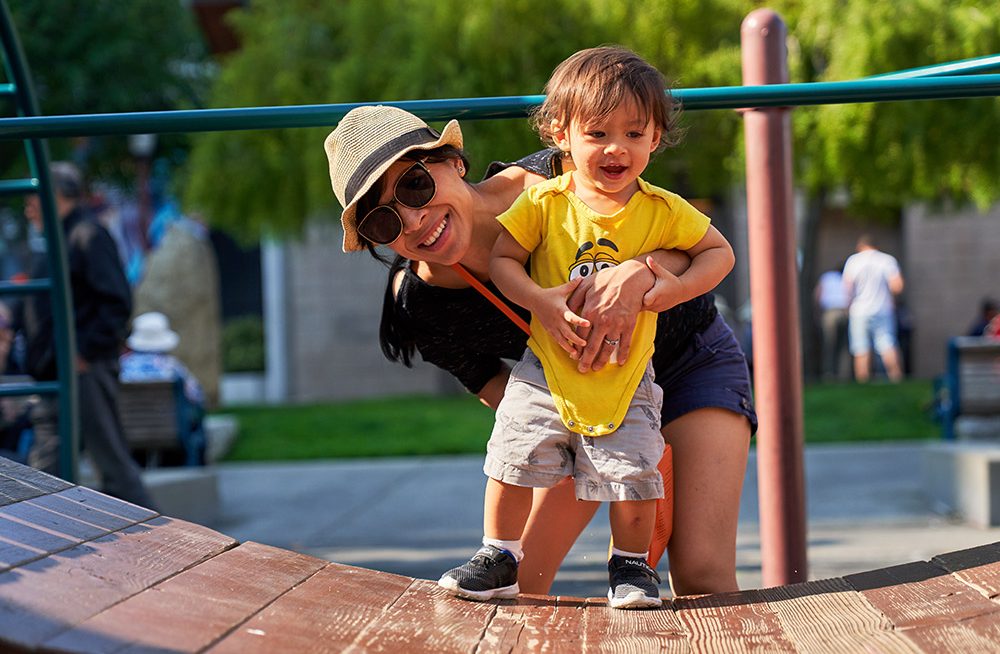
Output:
[209, 442, 1000, 598]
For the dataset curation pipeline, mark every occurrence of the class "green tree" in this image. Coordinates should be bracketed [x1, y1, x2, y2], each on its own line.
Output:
[182, 0, 750, 240]
[183, 0, 1000, 243]
[7, 0, 210, 174]
[774, 0, 1000, 213]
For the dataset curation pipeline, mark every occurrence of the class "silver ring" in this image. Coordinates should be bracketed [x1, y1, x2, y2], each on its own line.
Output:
[603, 337, 620, 346]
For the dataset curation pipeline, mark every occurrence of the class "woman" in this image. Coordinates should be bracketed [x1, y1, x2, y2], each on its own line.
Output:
[324, 105, 756, 596]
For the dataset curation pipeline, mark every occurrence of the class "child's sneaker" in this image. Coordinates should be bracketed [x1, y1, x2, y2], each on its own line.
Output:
[438, 545, 519, 601]
[607, 555, 662, 609]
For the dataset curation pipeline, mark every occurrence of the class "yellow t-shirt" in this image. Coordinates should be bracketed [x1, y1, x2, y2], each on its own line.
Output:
[497, 172, 711, 436]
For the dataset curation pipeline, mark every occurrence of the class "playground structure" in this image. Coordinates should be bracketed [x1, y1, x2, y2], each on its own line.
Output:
[2, 4, 1000, 650]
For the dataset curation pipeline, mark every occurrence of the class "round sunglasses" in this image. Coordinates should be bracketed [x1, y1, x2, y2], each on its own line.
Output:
[357, 161, 436, 245]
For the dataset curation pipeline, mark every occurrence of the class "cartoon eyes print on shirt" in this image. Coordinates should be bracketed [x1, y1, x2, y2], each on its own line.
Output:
[568, 238, 621, 280]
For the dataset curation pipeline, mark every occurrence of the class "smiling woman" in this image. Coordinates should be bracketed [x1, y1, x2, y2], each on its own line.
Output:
[323, 99, 756, 598]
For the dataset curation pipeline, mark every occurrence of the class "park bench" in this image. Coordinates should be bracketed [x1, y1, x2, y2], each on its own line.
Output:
[3, 455, 1000, 653]
[118, 378, 201, 467]
[940, 336, 1000, 441]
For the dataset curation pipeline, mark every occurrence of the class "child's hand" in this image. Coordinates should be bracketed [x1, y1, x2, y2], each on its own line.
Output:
[643, 256, 685, 312]
[532, 278, 591, 359]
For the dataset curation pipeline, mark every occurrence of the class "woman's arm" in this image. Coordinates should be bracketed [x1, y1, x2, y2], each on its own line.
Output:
[569, 248, 691, 372]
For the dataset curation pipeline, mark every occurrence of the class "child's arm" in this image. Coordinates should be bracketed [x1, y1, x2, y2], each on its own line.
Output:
[490, 229, 591, 357]
[643, 225, 735, 313]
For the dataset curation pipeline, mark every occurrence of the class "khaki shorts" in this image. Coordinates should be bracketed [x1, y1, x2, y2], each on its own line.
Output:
[484, 349, 664, 502]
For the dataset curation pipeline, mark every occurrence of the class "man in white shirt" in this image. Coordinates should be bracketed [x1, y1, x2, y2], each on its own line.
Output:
[842, 235, 905, 383]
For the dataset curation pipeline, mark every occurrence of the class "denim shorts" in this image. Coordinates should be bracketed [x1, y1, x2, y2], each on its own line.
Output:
[484, 349, 665, 502]
[848, 311, 898, 356]
[654, 314, 758, 435]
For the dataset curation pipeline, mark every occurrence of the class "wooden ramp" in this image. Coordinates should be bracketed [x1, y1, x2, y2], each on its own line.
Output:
[3, 457, 1000, 653]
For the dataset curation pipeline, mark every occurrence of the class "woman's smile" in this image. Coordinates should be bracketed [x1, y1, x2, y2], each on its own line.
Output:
[420, 214, 449, 248]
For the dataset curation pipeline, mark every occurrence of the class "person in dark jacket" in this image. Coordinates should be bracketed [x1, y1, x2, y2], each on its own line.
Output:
[22, 162, 156, 510]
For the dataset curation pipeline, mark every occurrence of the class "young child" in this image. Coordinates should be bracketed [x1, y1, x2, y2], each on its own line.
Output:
[438, 46, 735, 609]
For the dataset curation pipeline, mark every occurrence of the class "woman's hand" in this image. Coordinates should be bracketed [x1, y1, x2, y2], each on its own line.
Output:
[567, 259, 651, 372]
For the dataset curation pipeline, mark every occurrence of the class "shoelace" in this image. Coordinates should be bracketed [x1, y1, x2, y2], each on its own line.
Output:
[615, 557, 661, 584]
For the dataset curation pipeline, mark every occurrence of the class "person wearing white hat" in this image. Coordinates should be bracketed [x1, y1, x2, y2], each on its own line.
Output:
[324, 102, 755, 598]
[121, 312, 205, 465]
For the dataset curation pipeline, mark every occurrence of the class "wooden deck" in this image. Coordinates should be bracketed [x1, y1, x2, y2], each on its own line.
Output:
[3, 456, 1000, 653]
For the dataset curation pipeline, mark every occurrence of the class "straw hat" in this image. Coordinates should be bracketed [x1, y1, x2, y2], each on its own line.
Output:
[324, 105, 463, 252]
[127, 312, 179, 353]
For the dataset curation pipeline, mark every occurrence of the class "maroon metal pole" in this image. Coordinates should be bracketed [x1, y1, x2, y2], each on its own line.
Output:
[740, 8, 808, 586]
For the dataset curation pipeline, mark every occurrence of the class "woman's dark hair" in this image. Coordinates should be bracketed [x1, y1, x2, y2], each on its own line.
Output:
[365, 144, 470, 365]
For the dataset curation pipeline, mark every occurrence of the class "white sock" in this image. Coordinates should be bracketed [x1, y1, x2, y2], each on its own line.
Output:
[611, 547, 649, 561]
[483, 537, 524, 562]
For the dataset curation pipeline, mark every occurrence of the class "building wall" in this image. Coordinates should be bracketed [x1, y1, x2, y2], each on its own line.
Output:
[281, 221, 457, 403]
[903, 204, 1000, 379]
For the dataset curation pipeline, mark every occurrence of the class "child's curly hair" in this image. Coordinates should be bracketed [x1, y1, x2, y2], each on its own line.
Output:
[531, 46, 683, 154]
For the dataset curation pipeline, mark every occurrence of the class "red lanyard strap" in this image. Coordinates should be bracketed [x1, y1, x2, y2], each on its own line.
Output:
[450, 263, 531, 336]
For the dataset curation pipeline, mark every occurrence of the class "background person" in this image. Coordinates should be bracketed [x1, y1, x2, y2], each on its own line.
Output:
[843, 234, 905, 383]
[120, 311, 206, 465]
[968, 298, 998, 337]
[324, 103, 755, 597]
[22, 162, 157, 510]
[814, 264, 850, 381]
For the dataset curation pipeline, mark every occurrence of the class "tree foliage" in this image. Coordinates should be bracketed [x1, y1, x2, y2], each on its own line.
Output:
[773, 0, 1000, 214]
[182, 0, 1000, 240]
[182, 0, 749, 240]
[6, 0, 210, 174]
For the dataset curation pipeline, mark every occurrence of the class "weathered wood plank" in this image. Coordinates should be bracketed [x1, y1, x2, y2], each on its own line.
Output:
[0, 516, 236, 650]
[1, 499, 110, 541]
[0, 475, 48, 507]
[758, 578, 919, 653]
[349, 578, 498, 652]
[900, 612, 1000, 653]
[0, 456, 74, 495]
[496, 595, 590, 654]
[44, 541, 326, 654]
[0, 534, 44, 571]
[582, 596, 687, 653]
[0, 513, 78, 554]
[673, 589, 796, 653]
[209, 562, 413, 654]
[55, 486, 159, 523]
[28, 491, 140, 532]
[932, 542, 1000, 599]
[846, 560, 1000, 629]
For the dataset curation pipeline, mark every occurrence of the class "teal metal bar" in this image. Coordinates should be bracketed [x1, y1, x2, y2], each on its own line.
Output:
[0, 0, 78, 482]
[871, 53, 1000, 79]
[0, 381, 60, 397]
[0, 82, 14, 95]
[0, 72, 998, 140]
[0, 177, 37, 195]
[0, 279, 51, 294]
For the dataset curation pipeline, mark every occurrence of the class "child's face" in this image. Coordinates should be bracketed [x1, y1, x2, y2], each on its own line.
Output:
[555, 99, 661, 207]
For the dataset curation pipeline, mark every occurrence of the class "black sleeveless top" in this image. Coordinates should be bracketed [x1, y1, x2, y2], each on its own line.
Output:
[380, 150, 717, 393]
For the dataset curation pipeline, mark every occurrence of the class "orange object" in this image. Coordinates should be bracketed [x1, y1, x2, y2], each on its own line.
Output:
[648, 444, 673, 568]
[451, 263, 531, 336]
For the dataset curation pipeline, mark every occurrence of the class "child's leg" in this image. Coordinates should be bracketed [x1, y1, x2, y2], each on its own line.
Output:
[609, 498, 657, 554]
[438, 478, 528, 601]
[607, 499, 662, 609]
[484, 477, 533, 543]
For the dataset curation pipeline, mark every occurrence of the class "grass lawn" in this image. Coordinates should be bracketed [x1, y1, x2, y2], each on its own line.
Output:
[217, 379, 939, 462]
